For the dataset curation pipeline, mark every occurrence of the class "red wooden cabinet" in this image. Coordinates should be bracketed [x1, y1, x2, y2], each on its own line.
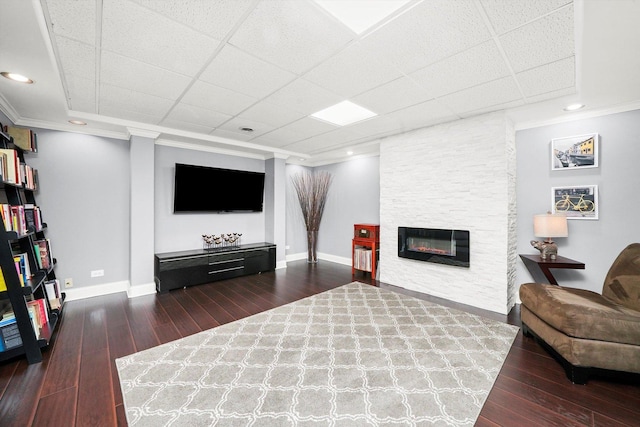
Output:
[352, 224, 380, 278]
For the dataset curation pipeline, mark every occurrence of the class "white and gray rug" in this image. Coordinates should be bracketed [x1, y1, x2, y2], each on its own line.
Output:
[116, 282, 518, 426]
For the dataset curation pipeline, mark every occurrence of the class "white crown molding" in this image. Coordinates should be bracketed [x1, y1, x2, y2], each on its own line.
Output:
[127, 127, 161, 140]
[69, 110, 307, 158]
[155, 138, 268, 160]
[514, 99, 640, 131]
[0, 94, 22, 124]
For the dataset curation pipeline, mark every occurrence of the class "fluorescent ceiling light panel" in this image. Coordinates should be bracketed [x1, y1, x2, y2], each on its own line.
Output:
[311, 100, 377, 126]
[313, 0, 411, 34]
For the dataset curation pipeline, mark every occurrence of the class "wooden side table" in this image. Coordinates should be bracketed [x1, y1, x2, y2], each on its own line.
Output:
[352, 224, 379, 278]
[519, 254, 585, 285]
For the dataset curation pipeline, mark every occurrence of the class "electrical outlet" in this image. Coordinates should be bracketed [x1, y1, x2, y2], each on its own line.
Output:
[91, 269, 104, 277]
[64, 278, 73, 288]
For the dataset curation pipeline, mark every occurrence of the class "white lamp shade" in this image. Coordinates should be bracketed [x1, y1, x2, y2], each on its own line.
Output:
[533, 213, 568, 238]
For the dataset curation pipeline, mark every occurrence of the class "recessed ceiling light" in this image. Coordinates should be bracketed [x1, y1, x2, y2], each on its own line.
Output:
[313, 0, 411, 34]
[1, 72, 34, 84]
[347, 151, 354, 155]
[239, 127, 254, 133]
[563, 103, 585, 111]
[311, 100, 377, 126]
[68, 120, 86, 125]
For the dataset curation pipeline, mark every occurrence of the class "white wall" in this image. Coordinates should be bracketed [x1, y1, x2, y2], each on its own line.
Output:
[285, 156, 380, 262]
[516, 109, 640, 293]
[380, 112, 517, 315]
[26, 129, 131, 290]
[154, 145, 267, 253]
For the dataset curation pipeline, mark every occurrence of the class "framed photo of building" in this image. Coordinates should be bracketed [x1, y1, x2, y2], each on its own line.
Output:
[551, 185, 599, 220]
[551, 133, 599, 170]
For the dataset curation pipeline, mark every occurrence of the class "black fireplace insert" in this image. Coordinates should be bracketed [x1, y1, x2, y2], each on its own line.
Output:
[398, 227, 470, 267]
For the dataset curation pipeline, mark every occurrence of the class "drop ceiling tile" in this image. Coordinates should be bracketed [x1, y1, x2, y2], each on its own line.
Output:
[99, 104, 164, 125]
[525, 86, 576, 104]
[343, 115, 409, 139]
[438, 76, 522, 115]
[44, 0, 96, 45]
[261, 117, 336, 146]
[517, 57, 575, 98]
[386, 100, 460, 131]
[66, 74, 96, 113]
[181, 80, 258, 116]
[499, 4, 574, 73]
[458, 99, 524, 118]
[130, 0, 255, 40]
[303, 42, 403, 98]
[480, 0, 572, 35]
[280, 127, 363, 153]
[215, 116, 276, 139]
[160, 118, 214, 134]
[229, 0, 355, 74]
[238, 101, 306, 128]
[360, 0, 492, 74]
[101, 0, 220, 76]
[99, 83, 174, 120]
[164, 102, 232, 129]
[264, 79, 343, 116]
[101, 51, 192, 100]
[209, 128, 257, 142]
[352, 77, 432, 115]
[54, 36, 96, 79]
[199, 45, 296, 98]
[409, 41, 511, 98]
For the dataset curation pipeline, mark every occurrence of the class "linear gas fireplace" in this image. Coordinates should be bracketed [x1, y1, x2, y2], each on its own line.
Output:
[398, 227, 470, 267]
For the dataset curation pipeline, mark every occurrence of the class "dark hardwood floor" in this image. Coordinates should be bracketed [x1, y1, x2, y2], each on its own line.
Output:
[0, 260, 638, 426]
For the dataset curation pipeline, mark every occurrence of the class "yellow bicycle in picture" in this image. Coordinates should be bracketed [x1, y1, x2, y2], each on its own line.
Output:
[555, 194, 595, 212]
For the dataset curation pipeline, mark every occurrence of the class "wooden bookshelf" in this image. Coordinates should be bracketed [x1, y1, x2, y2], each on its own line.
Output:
[352, 224, 380, 278]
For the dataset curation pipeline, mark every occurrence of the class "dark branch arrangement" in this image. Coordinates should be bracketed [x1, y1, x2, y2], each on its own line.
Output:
[291, 170, 333, 232]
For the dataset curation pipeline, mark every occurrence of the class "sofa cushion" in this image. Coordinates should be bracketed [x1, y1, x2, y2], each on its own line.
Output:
[602, 275, 640, 312]
[520, 283, 640, 346]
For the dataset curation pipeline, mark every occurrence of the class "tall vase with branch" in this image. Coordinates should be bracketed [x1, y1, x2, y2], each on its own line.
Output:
[291, 170, 333, 264]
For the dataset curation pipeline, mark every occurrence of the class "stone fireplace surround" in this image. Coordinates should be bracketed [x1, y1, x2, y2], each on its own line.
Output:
[379, 111, 517, 315]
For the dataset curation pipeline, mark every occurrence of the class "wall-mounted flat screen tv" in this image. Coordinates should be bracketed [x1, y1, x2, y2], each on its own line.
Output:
[173, 163, 265, 213]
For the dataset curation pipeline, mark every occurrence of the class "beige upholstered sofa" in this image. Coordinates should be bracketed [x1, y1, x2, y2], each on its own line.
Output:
[519, 243, 640, 384]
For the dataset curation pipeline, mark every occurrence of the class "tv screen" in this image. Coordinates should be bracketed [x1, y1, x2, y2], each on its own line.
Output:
[173, 163, 265, 213]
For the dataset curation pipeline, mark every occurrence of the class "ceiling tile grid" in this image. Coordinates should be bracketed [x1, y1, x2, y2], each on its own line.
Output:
[498, 3, 574, 73]
[228, 0, 355, 75]
[31, 0, 581, 162]
[101, 0, 221, 77]
[199, 45, 297, 99]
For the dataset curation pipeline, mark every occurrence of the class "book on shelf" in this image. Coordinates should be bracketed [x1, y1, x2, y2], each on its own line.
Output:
[354, 247, 373, 272]
[13, 252, 32, 285]
[34, 239, 52, 270]
[24, 204, 42, 232]
[27, 299, 48, 328]
[44, 279, 61, 310]
[0, 148, 20, 184]
[4, 126, 37, 152]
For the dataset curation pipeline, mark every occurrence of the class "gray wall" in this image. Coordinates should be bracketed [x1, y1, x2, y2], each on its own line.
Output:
[516, 109, 640, 293]
[154, 145, 267, 253]
[286, 156, 380, 260]
[26, 129, 131, 289]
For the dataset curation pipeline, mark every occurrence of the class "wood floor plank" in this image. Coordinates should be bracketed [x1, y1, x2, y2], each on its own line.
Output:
[170, 288, 220, 331]
[32, 386, 77, 427]
[40, 299, 85, 397]
[155, 293, 201, 338]
[76, 349, 115, 426]
[0, 358, 50, 426]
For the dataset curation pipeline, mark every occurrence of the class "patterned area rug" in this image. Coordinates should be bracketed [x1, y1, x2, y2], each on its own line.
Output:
[116, 282, 518, 426]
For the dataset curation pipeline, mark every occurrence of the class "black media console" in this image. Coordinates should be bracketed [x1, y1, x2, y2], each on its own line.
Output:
[154, 242, 276, 293]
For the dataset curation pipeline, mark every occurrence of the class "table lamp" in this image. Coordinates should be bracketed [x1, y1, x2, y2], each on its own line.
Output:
[531, 212, 568, 260]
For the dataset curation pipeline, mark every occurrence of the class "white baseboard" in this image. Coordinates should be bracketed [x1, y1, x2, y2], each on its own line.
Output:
[127, 282, 156, 298]
[63, 280, 157, 301]
[276, 260, 288, 270]
[64, 280, 130, 302]
[285, 252, 351, 266]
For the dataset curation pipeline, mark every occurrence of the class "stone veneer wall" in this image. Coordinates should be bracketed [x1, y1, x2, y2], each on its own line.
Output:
[380, 111, 516, 314]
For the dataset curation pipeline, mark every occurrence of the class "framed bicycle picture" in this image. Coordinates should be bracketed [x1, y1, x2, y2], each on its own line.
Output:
[551, 133, 599, 170]
[551, 185, 599, 220]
